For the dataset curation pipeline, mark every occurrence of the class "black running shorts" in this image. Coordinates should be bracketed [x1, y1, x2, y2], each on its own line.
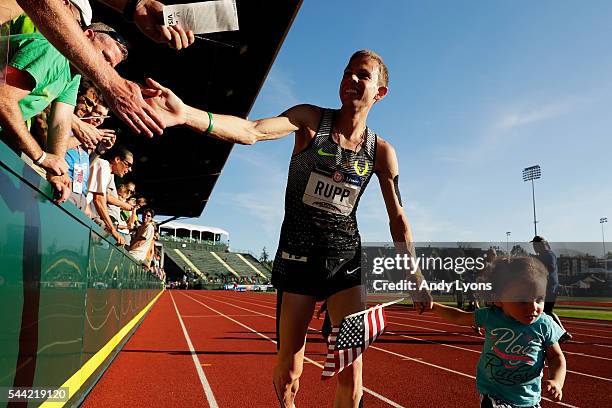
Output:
[271, 246, 362, 301]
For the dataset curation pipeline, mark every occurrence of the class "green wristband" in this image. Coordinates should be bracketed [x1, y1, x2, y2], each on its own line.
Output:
[204, 111, 213, 136]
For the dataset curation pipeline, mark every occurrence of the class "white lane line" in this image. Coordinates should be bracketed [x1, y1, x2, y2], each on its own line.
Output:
[212, 299, 612, 364]
[182, 314, 265, 318]
[563, 351, 612, 361]
[210, 293, 612, 359]
[397, 310, 612, 329]
[561, 331, 612, 340]
[386, 313, 612, 351]
[556, 325, 612, 334]
[205, 293, 610, 394]
[557, 320, 612, 328]
[197, 295, 578, 408]
[383, 319, 612, 382]
[169, 292, 219, 408]
[181, 292, 404, 408]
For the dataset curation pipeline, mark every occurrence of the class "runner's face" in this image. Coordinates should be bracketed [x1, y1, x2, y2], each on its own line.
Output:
[339, 56, 386, 107]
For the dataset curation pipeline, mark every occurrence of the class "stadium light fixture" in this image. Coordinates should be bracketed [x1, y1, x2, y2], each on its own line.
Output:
[506, 231, 511, 255]
[601, 217, 608, 258]
[522, 165, 541, 236]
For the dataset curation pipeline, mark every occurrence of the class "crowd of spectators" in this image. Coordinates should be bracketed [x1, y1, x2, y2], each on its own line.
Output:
[0, 0, 193, 278]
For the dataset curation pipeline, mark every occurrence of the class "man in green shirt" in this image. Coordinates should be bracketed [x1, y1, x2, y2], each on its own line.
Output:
[0, 24, 127, 201]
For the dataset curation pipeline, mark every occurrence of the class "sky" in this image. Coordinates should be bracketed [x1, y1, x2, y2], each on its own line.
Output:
[185, 1, 612, 257]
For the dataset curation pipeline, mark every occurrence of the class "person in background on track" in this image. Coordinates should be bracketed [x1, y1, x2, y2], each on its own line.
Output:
[141, 49, 433, 408]
[430, 256, 567, 408]
[531, 236, 572, 342]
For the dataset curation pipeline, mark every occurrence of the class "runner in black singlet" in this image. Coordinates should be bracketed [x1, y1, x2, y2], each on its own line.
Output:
[144, 50, 433, 408]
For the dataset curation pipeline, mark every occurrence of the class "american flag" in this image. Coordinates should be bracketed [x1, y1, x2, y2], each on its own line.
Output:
[321, 303, 388, 379]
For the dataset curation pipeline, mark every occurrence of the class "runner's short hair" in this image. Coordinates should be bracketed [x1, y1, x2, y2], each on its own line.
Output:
[350, 49, 388, 88]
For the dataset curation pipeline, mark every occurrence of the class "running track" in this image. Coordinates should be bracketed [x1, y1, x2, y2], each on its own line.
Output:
[83, 291, 612, 407]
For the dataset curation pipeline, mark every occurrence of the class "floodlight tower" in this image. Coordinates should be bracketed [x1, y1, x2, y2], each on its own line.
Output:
[506, 231, 511, 255]
[601, 217, 608, 258]
[522, 165, 541, 236]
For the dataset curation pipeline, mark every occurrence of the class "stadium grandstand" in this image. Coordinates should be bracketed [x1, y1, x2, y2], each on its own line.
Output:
[158, 221, 271, 287]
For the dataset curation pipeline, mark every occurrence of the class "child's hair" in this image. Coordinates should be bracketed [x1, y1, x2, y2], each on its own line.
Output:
[488, 256, 548, 297]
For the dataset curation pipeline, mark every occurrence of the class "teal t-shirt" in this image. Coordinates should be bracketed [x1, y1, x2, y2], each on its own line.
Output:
[474, 306, 564, 407]
[7, 33, 81, 121]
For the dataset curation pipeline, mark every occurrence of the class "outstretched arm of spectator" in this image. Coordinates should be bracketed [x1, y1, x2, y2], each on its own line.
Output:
[92, 192, 125, 245]
[72, 115, 104, 150]
[99, 0, 194, 49]
[107, 194, 133, 211]
[15, 0, 164, 137]
[143, 78, 321, 145]
[0, 67, 68, 176]
[127, 206, 138, 230]
[46, 101, 76, 203]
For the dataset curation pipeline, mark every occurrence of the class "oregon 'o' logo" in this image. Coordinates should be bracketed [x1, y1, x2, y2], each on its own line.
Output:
[354, 160, 369, 176]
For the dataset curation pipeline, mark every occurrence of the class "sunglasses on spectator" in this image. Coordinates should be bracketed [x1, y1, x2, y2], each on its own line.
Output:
[83, 96, 97, 110]
[121, 159, 133, 169]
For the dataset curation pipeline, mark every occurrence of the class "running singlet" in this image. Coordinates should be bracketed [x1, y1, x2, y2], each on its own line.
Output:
[276, 108, 377, 255]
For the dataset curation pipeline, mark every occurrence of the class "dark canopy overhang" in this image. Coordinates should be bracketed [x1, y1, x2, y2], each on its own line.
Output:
[91, 0, 302, 216]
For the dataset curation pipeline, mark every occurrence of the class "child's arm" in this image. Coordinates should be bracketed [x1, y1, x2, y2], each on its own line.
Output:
[432, 303, 475, 326]
[544, 343, 566, 401]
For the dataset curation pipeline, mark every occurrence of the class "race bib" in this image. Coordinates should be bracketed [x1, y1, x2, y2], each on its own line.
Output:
[72, 163, 84, 194]
[302, 168, 362, 215]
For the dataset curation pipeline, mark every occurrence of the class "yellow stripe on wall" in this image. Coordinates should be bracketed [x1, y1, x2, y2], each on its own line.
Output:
[40, 289, 164, 408]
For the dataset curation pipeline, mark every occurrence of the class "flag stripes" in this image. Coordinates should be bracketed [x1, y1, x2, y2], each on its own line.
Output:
[321, 304, 387, 379]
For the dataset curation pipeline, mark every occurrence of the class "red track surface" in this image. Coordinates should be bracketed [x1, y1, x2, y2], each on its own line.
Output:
[83, 291, 612, 407]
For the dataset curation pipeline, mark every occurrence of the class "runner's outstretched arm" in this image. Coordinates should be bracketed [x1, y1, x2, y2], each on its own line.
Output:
[375, 137, 433, 312]
[143, 78, 321, 144]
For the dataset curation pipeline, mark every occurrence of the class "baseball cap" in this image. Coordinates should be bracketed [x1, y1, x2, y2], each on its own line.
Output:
[87, 22, 130, 58]
[70, 0, 93, 26]
[530, 236, 545, 243]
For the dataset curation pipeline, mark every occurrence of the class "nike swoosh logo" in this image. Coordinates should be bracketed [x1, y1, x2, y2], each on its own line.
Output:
[346, 267, 360, 275]
[317, 148, 335, 157]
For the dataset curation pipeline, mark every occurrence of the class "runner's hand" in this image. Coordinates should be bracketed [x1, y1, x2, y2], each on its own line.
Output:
[102, 78, 163, 137]
[413, 289, 433, 314]
[143, 78, 186, 128]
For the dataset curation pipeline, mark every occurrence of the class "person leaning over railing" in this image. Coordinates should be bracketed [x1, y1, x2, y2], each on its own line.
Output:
[87, 146, 134, 245]
[0, 18, 129, 202]
[129, 207, 156, 264]
[63, 82, 118, 211]
[2, 0, 196, 138]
